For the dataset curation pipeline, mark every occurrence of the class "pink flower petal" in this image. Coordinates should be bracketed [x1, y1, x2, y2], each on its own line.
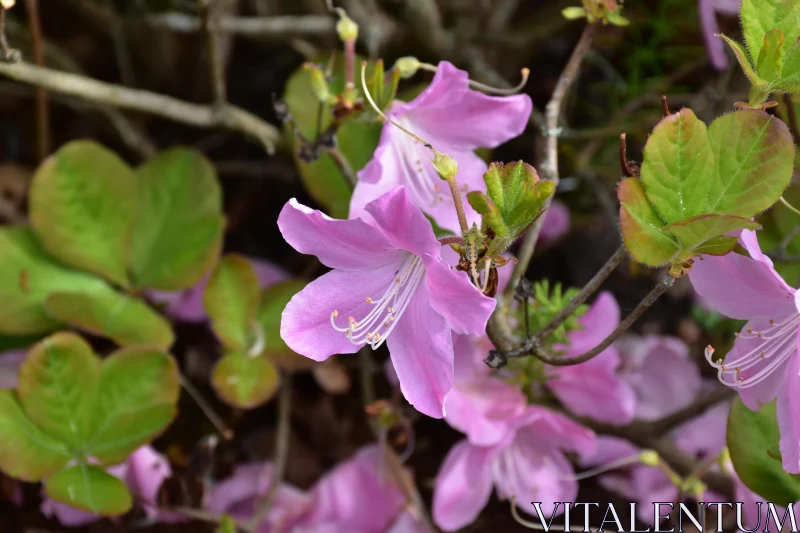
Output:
[778, 355, 800, 474]
[432, 440, 494, 532]
[363, 186, 441, 259]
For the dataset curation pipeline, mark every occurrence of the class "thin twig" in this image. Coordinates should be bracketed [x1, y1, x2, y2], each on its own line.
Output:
[104, 0, 135, 87]
[178, 373, 233, 441]
[529, 245, 627, 344]
[201, 0, 227, 106]
[148, 12, 336, 39]
[327, 147, 357, 188]
[25, 0, 49, 160]
[487, 273, 674, 368]
[246, 375, 292, 533]
[504, 23, 596, 301]
[0, 61, 280, 153]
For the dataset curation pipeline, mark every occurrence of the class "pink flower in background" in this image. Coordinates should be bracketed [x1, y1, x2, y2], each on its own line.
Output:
[0, 350, 24, 389]
[208, 463, 312, 533]
[443, 333, 526, 446]
[433, 406, 595, 532]
[546, 292, 636, 425]
[699, 0, 741, 70]
[150, 258, 288, 323]
[41, 446, 174, 527]
[352, 61, 532, 233]
[210, 445, 416, 533]
[279, 187, 495, 418]
[689, 230, 800, 473]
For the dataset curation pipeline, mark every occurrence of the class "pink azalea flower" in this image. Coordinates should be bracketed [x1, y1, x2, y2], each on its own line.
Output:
[351, 61, 532, 233]
[41, 446, 174, 526]
[615, 334, 703, 421]
[207, 462, 312, 533]
[546, 292, 636, 425]
[688, 230, 800, 473]
[698, 0, 741, 70]
[433, 405, 596, 532]
[443, 333, 527, 446]
[149, 258, 288, 323]
[279, 186, 496, 418]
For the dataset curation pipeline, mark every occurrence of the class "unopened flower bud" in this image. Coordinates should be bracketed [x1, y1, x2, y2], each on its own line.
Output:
[394, 56, 421, 79]
[638, 449, 660, 466]
[336, 14, 359, 42]
[433, 151, 458, 181]
[683, 478, 706, 498]
[562, 6, 587, 19]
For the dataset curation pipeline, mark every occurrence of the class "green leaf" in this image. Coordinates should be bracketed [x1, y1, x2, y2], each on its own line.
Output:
[44, 290, 174, 350]
[87, 346, 179, 465]
[204, 254, 261, 351]
[618, 178, 680, 267]
[741, 0, 800, 62]
[0, 227, 114, 336]
[706, 109, 795, 218]
[284, 55, 381, 218]
[756, 29, 786, 82]
[720, 34, 767, 88]
[45, 464, 132, 515]
[728, 398, 800, 504]
[471, 162, 555, 255]
[16, 333, 98, 448]
[211, 351, 280, 409]
[256, 280, 314, 371]
[688, 235, 740, 257]
[130, 148, 224, 290]
[640, 108, 714, 222]
[217, 515, 238, 533]
[772, 42, 800, 93]
[0, 389, 71, 481]
[664, 214, 761, 253]
[29, 141, 136, 287]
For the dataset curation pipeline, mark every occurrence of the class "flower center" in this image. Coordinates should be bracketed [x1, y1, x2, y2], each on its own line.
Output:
[706, 314, 800, 389]
[329, 254, 425, 349]
[393, 115, 467, 208]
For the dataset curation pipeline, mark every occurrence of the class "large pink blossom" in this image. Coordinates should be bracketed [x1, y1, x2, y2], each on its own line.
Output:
[279, 186, 495, 418]
[689, 230, 800, 473]
[351, 61, 532, 233]
[433, 405, 596, 532]
[546, 292, 636, 425]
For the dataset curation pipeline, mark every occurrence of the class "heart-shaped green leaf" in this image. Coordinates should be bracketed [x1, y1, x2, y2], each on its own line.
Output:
[640, 108, 713, 222]
[45, 464, 132, 515]
[618, 178, 680, 267]
[130, 148, 224, 290]
[664, 214, 761, 258]
[256, 280, 314, 371]
[284, 55, 382, 218]
[211, 351, 280, 409]
[29, 141, 136, 287]
[0, 227, 117, 336]
[728, 398, 800, 504]
[0, 389, 71, 481]
[204, 254, 261, 351]
[87, 346, 180, 465]
[44, 290, 174, 350]
[16, 333, 98, 448]
[706, 109, 794, 218]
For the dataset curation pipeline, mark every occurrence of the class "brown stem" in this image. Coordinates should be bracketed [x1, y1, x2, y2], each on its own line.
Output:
[619, 133, 635, 177]
[661, 95, 671, 117]
[446, 177, 469, 234]
[487, 273, 674, 368]
[0, 61, 280, 152]
[25, 0, 49, 160]
[178, 373, 233, 440]
[439, 235, 464, 246]
[201, 0, 227, 106]
[504, 23, 596, 301]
